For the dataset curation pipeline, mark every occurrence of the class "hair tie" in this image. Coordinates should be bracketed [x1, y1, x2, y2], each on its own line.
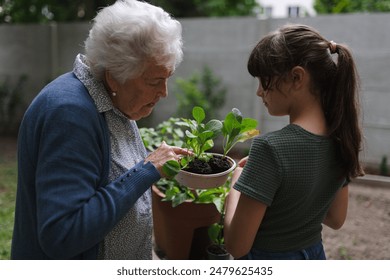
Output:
[329, 40, 337, 54]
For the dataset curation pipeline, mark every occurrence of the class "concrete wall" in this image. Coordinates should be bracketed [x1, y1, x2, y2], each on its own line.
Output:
[0, 14, 389, 167]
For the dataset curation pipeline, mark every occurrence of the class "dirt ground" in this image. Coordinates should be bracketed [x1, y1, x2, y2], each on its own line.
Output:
[322, 182, 390, 260]
[1, 137, 389, 260]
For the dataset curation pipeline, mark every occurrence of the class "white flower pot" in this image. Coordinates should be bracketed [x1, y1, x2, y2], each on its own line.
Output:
[175, 153, 236, 189]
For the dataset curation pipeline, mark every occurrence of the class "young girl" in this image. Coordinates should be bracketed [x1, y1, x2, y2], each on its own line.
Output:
[224, 24, 364, 260]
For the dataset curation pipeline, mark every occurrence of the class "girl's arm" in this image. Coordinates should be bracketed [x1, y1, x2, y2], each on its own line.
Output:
[224, 167, 267, 258]
[322, 185, 349, 229]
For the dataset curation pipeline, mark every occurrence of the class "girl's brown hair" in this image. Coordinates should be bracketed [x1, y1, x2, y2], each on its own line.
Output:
[248, 24, 364, 179]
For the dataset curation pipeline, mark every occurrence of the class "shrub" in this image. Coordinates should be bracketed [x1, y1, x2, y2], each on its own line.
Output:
[0, 75, 27, 136]
[174, 65, 226, 121]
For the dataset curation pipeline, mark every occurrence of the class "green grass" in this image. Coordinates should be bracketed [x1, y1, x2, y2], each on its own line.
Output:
[0, 157, 17, 260]
[338, 246, 352, 260]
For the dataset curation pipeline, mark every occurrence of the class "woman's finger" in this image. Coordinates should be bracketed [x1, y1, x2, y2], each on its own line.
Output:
[171, 146, 192, 156]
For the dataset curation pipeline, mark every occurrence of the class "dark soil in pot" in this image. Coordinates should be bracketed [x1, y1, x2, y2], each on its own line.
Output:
[207, 244, 230, 260]
[184, 155, 231, 174]
[207, 244, 228, 255]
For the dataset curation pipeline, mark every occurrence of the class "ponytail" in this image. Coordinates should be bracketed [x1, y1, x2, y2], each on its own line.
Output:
[323, 43, 364, 179]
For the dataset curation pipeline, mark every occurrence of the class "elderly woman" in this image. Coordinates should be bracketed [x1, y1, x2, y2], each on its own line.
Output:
[11, 0, 187, 260]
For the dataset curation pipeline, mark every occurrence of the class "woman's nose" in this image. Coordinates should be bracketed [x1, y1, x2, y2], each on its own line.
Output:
[159, 80, 168, 98]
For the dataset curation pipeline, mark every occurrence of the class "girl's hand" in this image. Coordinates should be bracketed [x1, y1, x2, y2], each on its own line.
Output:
[145, 141, 191, 178]
[238, 156, 248, 168]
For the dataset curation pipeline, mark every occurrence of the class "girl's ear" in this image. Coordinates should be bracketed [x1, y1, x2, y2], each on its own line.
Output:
[104, 70, 119, 92]
[291, 66, 309, 90]
[290, 66, 306, 89]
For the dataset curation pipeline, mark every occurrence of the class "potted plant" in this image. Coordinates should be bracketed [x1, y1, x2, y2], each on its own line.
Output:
[140, 118, 225, 259]
[140, 106, 259, 259]
[206, 179, 231, 260]
[164, 106, 259, 189]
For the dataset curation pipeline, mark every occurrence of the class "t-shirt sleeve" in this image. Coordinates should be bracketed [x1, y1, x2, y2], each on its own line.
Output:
[234, 136, 282, 206]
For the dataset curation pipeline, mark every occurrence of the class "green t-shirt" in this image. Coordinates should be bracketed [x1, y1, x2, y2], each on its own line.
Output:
[234, 124, 346, 252]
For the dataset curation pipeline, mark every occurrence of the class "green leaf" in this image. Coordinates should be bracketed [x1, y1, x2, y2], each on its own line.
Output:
[198, 130, 214, 142]
[173, 128, 184, 138]
[220, 108, 259, 156]
[208, 223, 224, 245]
[240, 118, 258, 133]
[223, 111, 241, 135]
[160, 182, 196, 207]
[185, 130, 197, 138]
[231, 107, 243, 122]
[236, 129, 260, 143]
[230, 127, 241, 139]
[202, 139, 214, 152]
[195, 186, 226, 213]
[162, 160, 181, 178]
[192, 106, 205, 124]
[212, 197, 224, 214]
[205, 119, 223, 135]
[163, 185, 181, 201]
[222, 112, 235, 134]
[172, 192, 190, 207]
[208, 223, 220, 244]
[173, 140, 184, 148]
[195, 189, 217, 204]
[179, 156, 190, 168]
[176, 121, 190, 127]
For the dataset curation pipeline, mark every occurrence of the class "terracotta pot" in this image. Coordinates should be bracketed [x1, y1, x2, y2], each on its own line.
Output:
[152, 185, 221, 259]
[175, 153, 236, 189]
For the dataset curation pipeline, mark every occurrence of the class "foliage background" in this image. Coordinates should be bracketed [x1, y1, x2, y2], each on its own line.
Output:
[314, 0, 390, 13]
[2, 0, 390, 24]
[0, 0, 258, 23]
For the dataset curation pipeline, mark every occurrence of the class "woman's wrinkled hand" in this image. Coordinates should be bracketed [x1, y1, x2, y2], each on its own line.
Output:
[144, 141, 192, 178]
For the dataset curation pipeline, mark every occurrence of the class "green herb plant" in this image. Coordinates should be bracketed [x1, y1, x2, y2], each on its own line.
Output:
[163, 106, 259, 177]
[182, 106, 223, 159]
[206, 175, 235, 257]
[140, 115, 227, 209]
[222, 107, 259, 156]
[207, 178, 230, 247]
[140, 106, 259, 208]
[161, 106, 222, 177]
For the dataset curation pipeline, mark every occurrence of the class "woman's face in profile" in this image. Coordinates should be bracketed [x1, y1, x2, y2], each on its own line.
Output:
[108, 60, 173, 120]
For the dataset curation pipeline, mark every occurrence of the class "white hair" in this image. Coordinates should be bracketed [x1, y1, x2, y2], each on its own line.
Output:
[84, 0, 183, 84]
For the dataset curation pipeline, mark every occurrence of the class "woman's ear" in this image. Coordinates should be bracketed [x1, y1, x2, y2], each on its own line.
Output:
[104, 70, 119, 93]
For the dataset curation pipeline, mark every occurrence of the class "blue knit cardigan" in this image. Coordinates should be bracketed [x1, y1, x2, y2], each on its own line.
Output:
[11, 72, 160, 259]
